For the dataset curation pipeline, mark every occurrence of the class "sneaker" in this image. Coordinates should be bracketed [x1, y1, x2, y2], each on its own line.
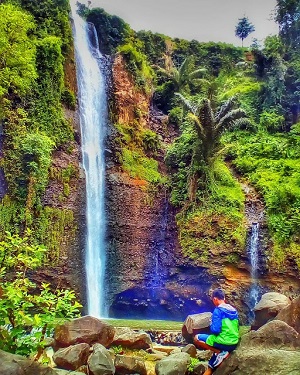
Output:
[211, 351, 230, 368]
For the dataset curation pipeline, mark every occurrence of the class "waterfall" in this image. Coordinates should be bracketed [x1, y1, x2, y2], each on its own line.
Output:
[248, 222, 260, 311]
[149, 195, 169, 290]
[70, 1, 108, 317]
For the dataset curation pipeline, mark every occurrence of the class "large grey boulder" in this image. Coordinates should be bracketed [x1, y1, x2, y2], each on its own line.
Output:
[114, 354, 147, 375]
[214, 320, 300, 375]
[87, 343, 115, 375]
[111, 327, 152, 349]
[182, 312, 212, 343]
[54, 316, 115, 348]
[0, 349, 58, 375]
[252, 292, 290, 330]
[155, 351, 190, 375]
[53, 343, 90, 370]
[276, 296, 300, 333]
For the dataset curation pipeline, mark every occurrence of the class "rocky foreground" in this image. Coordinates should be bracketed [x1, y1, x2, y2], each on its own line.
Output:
[1, 293, 300, 375]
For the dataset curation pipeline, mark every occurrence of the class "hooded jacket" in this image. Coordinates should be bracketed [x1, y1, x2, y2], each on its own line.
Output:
[206, 302, 239, 346]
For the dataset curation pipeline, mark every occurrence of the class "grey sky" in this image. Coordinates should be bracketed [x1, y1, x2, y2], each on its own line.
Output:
[89, 0, 278, 46]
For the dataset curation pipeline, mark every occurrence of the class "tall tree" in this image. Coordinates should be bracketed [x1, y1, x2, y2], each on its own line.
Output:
[235, 17, 255, 47]
[174, 95, 251, 200]
[275, 0, 300, 50]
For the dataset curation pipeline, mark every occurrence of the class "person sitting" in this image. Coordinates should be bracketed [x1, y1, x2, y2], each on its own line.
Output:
[193, 288, 239, 374]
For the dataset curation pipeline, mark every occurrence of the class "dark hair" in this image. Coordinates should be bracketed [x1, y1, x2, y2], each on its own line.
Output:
[211, 288, 225, 300]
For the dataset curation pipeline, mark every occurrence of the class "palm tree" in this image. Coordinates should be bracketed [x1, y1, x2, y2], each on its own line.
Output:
[159, 56, 207, 94]
[178, 95, 251, 199]
[179, 95, 251, 165]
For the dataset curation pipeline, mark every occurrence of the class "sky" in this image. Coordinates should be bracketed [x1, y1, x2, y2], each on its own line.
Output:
[88, 0, 279, 47]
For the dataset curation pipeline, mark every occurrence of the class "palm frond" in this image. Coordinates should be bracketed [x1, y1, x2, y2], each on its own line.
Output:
[187, 113, 205, 141]
[175, 93, 199, 114]
[215, 96, 237, 123]
[189, 68, 207, 80]
[216, 108, 248, 133]
[231, 117, 254, 130]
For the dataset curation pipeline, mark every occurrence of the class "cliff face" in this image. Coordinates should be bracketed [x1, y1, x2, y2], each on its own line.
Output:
[104, 54, 300, 323]
[33, 49, 87, 306]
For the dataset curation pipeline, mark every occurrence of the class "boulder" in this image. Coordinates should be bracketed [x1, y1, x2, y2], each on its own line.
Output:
[111, 327, 152, 349]
[252, 292, 290, 330]
[54, 316, 115, 348]
[182, 312, 212, 343]
[276, 296, 300, 333]
[155, 351, 190, 375]
[114, 354, 147, 375]
[0, 349, 58, 375]
[87, 343, 115, 375]
[181, 344, 197, 358]
[214, 320, 300, 375]
[53, 343, 90, 370]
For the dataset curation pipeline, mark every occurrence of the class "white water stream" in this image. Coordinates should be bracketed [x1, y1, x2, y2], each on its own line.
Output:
[70, 1, 107, 317]
[249, 222, 260, 309]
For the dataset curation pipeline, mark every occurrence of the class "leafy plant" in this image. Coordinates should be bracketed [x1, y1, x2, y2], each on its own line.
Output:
[0, 230, 81, 357]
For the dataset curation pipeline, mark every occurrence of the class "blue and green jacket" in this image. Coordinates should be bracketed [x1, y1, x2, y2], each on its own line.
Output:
[206, 303, 239, 346]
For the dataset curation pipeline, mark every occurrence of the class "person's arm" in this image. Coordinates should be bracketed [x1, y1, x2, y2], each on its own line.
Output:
[210, 308, 222, 334]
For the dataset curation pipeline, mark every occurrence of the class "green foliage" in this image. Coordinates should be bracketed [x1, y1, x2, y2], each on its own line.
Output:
[0, 231, 81, 356]
[61, 88, 76, 110]
[17, 0, 72, 54]
[118, 42, 154, 93]
[259, 109, 285, 133]
[121, 148, 164, 184]
[226, 129, 300, 266]
[0, 229, 45, 271]
[168, 107, 183, 126]
[176, 161, 246, 263]
[34, 207, 76, 263]
[187, 357, 201, 373]
[141, 129, 161, 152]
[83, 6, 131, 54]
[0, 3, 37, 101]
[136, 31, 168, 66]
[235, 17, 255, 46]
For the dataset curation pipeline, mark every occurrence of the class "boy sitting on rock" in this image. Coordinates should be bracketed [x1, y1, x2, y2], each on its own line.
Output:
[193, 288, 239, 374]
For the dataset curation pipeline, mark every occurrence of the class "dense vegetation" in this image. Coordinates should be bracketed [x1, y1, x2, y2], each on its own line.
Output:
[0, 0, 81, 357]
[81, 1, 300, 271]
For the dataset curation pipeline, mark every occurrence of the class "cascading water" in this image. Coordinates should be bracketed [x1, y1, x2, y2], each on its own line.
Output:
[70, 1, 108, 318]
[248, 222, 260, 314]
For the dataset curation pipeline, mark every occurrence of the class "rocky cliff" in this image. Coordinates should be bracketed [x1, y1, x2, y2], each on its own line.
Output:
[103, 54, 300, 323]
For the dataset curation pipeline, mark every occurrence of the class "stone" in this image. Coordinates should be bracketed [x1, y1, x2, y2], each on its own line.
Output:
[252, 292, 290, 330]
[192, 363, 206, 375]
[182, 312, 212, 343]
[114, 354, 147, 375]
[276, 296, 300, 334]
[0, 349, 58, 375]
[87, 343, 115, 375]
[53, 343, 90, 370]
[181, 344, 197, 358]
[241, 320, 300, 349]
[54, 316, 115, 348]
[214, 319, 300, 375]
[111, 327, 152, 349]
[155, 351, 190, 375]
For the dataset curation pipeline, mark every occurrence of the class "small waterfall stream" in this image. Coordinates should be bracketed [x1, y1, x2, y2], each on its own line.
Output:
[70, 2, 108, 317]
[248, 222, 260, 308]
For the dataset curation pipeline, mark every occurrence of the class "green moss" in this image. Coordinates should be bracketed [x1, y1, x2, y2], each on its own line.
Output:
[35, 207, 75, 263]
[177, 161, 246, 264]
[121, 148, 164, 184]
